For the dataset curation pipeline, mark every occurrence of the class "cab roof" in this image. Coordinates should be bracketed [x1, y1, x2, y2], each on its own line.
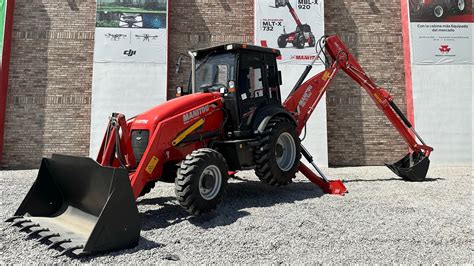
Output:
[191, 43, 281, 57]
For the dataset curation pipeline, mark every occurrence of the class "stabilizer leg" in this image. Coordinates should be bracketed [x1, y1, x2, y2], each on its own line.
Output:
[299, 145, 347, 195]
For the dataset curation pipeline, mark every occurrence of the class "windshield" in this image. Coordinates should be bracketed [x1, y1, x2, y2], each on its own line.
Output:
[194, 52, 236, 92]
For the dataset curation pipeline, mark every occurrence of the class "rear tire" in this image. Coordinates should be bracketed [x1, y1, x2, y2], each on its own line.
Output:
[254, 117, 301, 186]
[409, 0, 423, 15]
[454, 0, 465, 13]
[432, 2, 446, 19]
[175, 148, 228, 215]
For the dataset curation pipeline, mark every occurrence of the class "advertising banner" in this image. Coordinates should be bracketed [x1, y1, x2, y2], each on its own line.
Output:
[408, 0, 473, 64]
[0, 0, 6, 63]
[94, 0, 167, 63]
[255, 0, 324, 65]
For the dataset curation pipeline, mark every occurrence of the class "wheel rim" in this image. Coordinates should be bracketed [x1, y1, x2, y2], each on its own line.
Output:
[434, 6, 444, 17]
[458, 0, 465, 11]
[199, 165, 222, 200]
[275, 132, 297, 171]
[410, 0, 422, 12]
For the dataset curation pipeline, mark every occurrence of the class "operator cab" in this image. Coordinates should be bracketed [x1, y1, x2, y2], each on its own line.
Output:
[185, 43, 283, 137]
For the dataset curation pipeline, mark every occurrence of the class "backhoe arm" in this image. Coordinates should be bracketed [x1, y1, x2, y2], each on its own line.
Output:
[284, 35, 432, 182]
[284, 35, 432, 156]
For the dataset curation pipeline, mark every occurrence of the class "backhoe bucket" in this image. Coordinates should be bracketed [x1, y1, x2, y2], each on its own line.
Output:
[385, 152, 430, 182]
[6, 154, 140, 256]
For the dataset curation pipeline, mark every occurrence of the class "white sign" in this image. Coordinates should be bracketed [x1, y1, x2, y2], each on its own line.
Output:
[408, 0, 473, 65]
[94, 28, 167, 63]
[255, 0, 324, 65]
[94, 0, 167, 63]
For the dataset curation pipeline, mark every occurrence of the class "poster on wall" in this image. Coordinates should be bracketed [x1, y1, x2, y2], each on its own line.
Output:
[0, 0, 6, 63]
[255, 0, 324, 65]
[94, 0, 167, 63]
[408, 0, 473, 64]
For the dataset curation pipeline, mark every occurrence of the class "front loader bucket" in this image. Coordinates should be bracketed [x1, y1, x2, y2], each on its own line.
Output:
[5, 154, 140, 256]
[385, 152, 430, 182]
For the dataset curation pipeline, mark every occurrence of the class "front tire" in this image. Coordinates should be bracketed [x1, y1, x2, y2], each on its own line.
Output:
[277, 35, 287, 48]
[308, 34, 316, 47]
[293, 33, 305, 49]
[254, 117, 301, 186]
[175, 148, 228, 215]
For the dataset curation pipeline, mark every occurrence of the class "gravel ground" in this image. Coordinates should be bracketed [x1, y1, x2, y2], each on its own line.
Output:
[0, 166, 472, 263]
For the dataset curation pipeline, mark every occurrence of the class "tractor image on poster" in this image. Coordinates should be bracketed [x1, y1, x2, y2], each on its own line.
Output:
[409, 0, 468, 19]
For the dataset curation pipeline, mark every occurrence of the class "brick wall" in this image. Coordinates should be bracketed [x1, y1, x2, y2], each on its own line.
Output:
[2, 0, 407, 168]
[325, 0, 408, 166]
[2, 0, 95, 168]
[167, 0, 255, 97]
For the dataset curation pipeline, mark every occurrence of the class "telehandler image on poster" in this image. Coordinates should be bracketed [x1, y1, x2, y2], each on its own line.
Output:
[271, 0, 316, 48]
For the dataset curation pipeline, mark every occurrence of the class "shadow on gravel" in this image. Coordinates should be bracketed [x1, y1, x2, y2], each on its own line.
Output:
[78, 236, 164, 262]
[138, 180, 324, 231]
[344, 177, 444, 183]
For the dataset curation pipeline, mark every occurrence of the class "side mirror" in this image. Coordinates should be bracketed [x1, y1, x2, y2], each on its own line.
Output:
[278, 71, 283, 85]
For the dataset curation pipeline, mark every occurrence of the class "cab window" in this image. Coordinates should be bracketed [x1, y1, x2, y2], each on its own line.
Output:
[238, 51, 264, 101]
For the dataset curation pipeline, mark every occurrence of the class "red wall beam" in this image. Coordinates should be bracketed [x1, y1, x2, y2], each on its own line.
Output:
[400, 0, 415, 126]
[0, 0, 15, 165]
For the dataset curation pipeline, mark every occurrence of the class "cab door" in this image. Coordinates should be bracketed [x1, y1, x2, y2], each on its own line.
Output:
[236, 51, 269, 131]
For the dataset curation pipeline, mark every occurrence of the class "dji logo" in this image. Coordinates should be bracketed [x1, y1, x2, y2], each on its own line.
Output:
[123, 49, 137, 56]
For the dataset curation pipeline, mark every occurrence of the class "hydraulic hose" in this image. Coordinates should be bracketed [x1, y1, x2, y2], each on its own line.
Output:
[388, 100, 412, 128]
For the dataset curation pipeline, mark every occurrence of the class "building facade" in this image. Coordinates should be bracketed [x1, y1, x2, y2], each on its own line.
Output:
[2, 0, 408, 168]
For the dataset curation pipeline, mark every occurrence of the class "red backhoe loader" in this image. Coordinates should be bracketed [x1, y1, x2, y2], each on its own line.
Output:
[6, 35, 433, 256]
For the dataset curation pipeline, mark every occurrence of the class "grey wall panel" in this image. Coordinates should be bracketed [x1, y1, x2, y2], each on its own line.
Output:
[412, 65, 473, 166]
[90, 63, 167, 158]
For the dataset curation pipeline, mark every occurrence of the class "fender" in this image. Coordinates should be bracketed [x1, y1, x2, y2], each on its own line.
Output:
[252, 104, 296, 134]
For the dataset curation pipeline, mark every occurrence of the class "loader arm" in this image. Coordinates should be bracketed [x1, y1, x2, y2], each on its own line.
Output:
[283, 35, 433, 157]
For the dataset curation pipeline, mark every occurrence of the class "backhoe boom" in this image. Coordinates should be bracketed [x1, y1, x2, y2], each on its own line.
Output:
[284, 35, 433, 156]
[284, 35, 432, 184]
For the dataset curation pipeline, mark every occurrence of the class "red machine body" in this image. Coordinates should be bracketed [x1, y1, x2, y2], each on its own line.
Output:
[7, 34, 433, 256]
[96, 92, 225, 198]
[95, 35, 432, 199]
[284, 36, 432, 156]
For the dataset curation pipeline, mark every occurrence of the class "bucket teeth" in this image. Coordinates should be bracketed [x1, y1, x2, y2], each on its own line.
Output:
[10, 219, 31, 227]
[6, 154, 141, 255]
[54, 245, 84, 258]
[47, 239, 71, 250]
[36, 233, 59, 242]
[19, 223, 40, 232]
[27, 228, 50, 238]
[4, 216, 23, 222]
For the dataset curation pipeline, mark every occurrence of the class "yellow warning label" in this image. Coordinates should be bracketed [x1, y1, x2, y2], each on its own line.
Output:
[145, 156, 159, 174]
[321, 71, 331, 81]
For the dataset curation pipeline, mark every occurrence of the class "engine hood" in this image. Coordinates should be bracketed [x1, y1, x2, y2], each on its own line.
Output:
[130, 92, 222, 128]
